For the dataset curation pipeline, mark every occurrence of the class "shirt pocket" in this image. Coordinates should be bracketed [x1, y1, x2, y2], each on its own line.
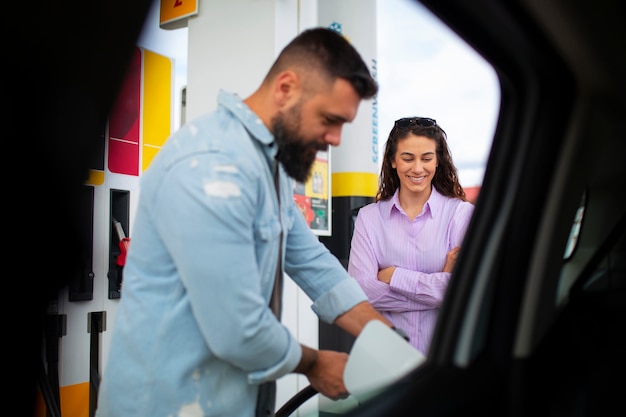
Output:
[257, 217, 282, 242]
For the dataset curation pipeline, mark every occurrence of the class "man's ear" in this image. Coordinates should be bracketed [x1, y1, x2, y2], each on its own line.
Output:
[274, 70, 300, 107]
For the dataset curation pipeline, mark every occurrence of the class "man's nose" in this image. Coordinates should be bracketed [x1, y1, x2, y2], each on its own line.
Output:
[325, 126, 342, 146]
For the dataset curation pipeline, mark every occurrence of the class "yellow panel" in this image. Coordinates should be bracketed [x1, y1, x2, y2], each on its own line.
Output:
[160, 0, 198, 27]
[142, 144, 162, 173]
[84, 169, 104, 186]
[142, 49, 172, 172]
[331, 172, 378, 197]
[304, 159, 329, 199]
[33, 382, 90, 417]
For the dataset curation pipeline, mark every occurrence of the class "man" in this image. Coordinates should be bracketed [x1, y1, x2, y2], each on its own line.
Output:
[95, 27, 392, 417]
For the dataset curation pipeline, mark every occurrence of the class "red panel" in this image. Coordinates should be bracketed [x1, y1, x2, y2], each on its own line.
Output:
[108, 47, 141, 176]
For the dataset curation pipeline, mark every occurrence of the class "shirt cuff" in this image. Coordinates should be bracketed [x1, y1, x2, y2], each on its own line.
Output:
[311, 278, 368, 323]
[247, 326, 301, 384]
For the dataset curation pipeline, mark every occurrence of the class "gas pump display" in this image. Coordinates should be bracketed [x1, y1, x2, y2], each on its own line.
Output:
[293, 150, 331, 236]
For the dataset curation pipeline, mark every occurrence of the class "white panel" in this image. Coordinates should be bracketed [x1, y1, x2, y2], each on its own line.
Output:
[186, 0, 277, 121]
[295, 284, 320, 416]
[92, 184, 110, 313]
[298, 0, 319, 31]
[318, 0, 379, 174]
[275, 0, 299, 53]
[59, 297, 91, 385]
[277, 274, 320, 416]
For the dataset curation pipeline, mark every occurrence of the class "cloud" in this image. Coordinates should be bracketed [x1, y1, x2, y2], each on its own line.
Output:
[377, 0, 500, 187]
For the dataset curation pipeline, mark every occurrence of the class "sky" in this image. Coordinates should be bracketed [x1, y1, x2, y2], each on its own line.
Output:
[137, 0, 499, 188]
[376, 0, 499, 187]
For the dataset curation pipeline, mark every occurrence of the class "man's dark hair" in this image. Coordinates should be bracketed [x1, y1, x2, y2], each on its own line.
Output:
[266, 27, 378, 99]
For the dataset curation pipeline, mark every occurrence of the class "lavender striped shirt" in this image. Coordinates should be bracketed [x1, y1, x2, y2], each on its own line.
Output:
[348, 187, 474, 354]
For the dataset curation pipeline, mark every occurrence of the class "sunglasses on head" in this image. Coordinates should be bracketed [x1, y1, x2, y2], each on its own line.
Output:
[394, 117, 437, 129]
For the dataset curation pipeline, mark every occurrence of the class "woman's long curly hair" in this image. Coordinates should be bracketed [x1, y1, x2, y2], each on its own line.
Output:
[376, 117, 467, 202]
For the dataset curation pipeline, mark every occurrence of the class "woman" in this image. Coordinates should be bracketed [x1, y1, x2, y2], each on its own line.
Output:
[348, 117, 474, 354]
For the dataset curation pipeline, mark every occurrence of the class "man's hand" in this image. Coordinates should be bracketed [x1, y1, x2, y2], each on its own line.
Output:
[294, 302, 393, 400]
[293, 300, 393, 400]
[295, 346, 350, 401]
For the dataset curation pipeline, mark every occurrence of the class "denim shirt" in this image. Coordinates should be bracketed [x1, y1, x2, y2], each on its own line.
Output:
[95, 90, 368, 417]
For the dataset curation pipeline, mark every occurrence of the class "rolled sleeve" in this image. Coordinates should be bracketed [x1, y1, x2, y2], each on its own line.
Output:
[311, 279, 368, 323]
[247, 327, 302, 384]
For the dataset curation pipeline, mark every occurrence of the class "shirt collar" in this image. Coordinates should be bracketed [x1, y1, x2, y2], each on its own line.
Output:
[217, 89, 277, 157]
[385, 186, 444, 220]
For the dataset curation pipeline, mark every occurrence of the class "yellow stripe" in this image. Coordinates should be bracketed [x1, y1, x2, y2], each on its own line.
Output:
[34, 382, 90, 417]
[59, 382, 90, 417]
[331, 172, 378, 197]
[85, 169, 104, 186]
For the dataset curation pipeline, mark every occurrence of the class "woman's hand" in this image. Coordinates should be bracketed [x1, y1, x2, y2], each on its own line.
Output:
[377, 266, 395, 284]
[443, 247, 461, 273]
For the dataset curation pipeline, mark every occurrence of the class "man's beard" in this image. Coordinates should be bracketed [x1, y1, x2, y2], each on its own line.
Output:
[271, 106, 327, 183]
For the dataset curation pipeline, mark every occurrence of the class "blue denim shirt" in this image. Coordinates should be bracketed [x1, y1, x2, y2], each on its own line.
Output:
[95, 90, 368, 417]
